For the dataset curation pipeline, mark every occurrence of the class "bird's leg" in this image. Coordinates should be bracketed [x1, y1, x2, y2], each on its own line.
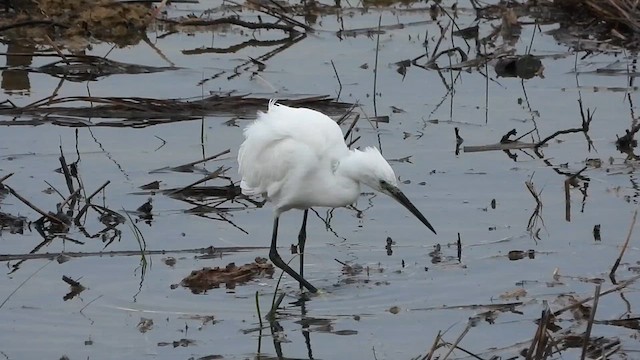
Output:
[297, 209, 309, 290]
[270, 216, 318, 293]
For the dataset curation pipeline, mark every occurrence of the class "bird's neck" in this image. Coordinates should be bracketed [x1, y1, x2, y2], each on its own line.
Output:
[337, 150, 370, 185]
[331, 150, 369, 201]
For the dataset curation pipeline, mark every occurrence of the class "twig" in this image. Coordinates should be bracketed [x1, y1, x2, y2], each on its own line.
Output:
[0, 246, 268, 262]
[423, 330, 442, 360]
[0, 172, 14, 184]
[553, 273, 640, 317]
[536, 100, 593, 148]
[537, 128, 585, 148]
[43, 34, 69, 65]
[564, 176, 571, 222]
[79, 294, 103, 313]
[457, 233, 462, 262]
[59, 146, 75, 195]
[344, 114, 360, 142]
[610, 209, 637, 280]
[0, 260, 52, 309]
[85, 180, 111, 202]
[159, 16, 299, 33]
[373, 15, 382, 118]
[526, 302, 552, 359]
[74, 180, 111, 223]
[167, 166, 226, 195]
[331, 60, 342, 99]
[5, 185, 68, 227]
[172, 149, 230, 169]
[565, 166, 588, 222]
[59, 188, 81, 210]
[244, 0, 312, 32]
[267, 292, 286, 320]
[464, 141, 541, 152]
[43, 180, 66, 200]
[0, 20, 68, 32]
[581, 284, 601, 360]
[442, 321, 472, 360]
[256, 291, 263, 354]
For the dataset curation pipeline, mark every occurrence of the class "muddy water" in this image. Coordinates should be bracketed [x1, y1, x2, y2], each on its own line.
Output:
[1, 1, 640, 359]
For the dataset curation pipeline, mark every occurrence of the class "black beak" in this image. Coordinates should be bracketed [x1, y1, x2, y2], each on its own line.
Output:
[384, 183, 436, 235]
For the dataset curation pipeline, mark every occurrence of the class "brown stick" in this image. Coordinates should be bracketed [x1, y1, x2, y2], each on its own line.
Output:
[610, 209, 637, 279]
[59, 188, 81, 210]
[167, 166, 226, 195]
[0, 172, 14, 184]
[463, 142, 542, 152]
[526, 303, 551, 359]
[159, 16, 299, 33]
[553, 274, 640, 317]
[423, 330, 441, 360]
[172, 149, 230, 169]
[580, 284, 601, 360]
[564, 178, 571, 222]
[344, 114, 360, 142]
[74, 180, 111, 223]
[59, 146, 74, 195]
[441, 321, 471, 360]
[85, 180, 111, 203]
[5, 185, 68, 227]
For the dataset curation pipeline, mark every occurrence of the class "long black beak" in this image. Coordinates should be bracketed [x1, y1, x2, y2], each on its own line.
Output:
[384, 183, 436, 235]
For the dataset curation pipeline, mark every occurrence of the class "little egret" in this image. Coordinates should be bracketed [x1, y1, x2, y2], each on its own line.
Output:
[238, 100, 436, 293]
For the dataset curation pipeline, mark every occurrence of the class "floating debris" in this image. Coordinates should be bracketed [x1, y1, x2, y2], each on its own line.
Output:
[181, 258, 274, 293]
[137, 318, 154, 333]
[0, 94, 354, 126]
[494, 54, 544, 79]
[62, 275, 85, 301]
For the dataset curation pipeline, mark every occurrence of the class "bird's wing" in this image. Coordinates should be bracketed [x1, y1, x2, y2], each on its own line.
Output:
[238, 135, 298, 198]
[238, 101, 348, 199]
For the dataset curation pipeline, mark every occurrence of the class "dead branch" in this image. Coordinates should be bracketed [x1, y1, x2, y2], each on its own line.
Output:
[159, 16, 299, 33]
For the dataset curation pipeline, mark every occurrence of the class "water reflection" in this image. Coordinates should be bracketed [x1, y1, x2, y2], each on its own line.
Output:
[2, 42, 34, 95]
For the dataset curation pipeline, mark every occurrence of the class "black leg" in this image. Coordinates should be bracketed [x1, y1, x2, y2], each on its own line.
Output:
[297, 209, 309, 290]
[270, 216, 318, 293]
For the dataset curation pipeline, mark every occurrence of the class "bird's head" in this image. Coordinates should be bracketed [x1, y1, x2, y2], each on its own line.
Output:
[352, 147, 398, 192]
[347, 147, 437, 235]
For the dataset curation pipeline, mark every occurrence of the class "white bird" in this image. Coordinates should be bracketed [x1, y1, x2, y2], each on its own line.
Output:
[238, 100, 436, 293]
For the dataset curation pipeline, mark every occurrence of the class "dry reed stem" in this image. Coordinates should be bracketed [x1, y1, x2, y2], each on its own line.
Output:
[553, 273, 640, 317]
[168, 166, 226, 196]
[580, 284, 601, 360]
[526, 303, 551, 359]
[610, 209, 638, 279]
[172, 149, 231, 169]
[442, 322, 471, 360]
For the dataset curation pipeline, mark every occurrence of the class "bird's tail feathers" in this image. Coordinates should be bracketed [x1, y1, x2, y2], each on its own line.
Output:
[255, 99, 280, 120]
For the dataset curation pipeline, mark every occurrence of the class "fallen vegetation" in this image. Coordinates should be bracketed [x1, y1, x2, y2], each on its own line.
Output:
[181, 258, 275, 293]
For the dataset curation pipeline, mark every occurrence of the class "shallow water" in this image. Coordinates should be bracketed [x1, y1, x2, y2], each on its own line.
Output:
[1, 1, 640, 359]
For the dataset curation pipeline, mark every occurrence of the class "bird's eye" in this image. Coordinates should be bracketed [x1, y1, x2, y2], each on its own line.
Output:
[380, 180, 387, 186]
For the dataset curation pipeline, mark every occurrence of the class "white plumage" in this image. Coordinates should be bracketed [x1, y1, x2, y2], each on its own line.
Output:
[238, 100, 436, 293]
